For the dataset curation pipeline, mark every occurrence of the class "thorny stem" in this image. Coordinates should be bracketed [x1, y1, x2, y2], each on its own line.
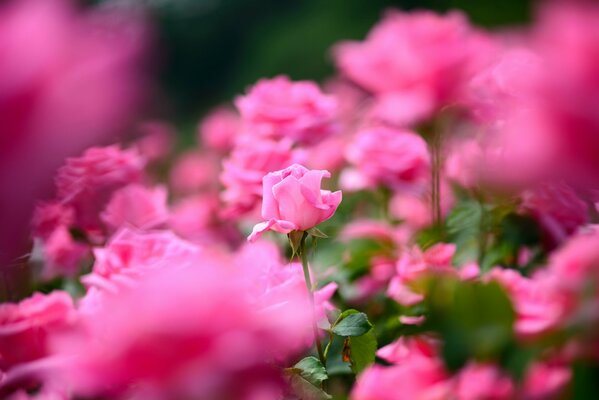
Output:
[298, 232, 327, 367]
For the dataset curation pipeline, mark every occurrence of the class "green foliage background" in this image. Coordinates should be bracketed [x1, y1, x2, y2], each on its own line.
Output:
[92, 0, 531, 125]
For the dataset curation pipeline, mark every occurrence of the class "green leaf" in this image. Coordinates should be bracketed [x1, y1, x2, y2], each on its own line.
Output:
[425, 278, 516, 372]
[348, 330, 377, 374]
[332, 311, 372, 337]
[292, 356, 328, 387]
[288, 374, 332, 400]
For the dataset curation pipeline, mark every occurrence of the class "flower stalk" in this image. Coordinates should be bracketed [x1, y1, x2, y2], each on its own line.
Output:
[296, 232, 326, 367]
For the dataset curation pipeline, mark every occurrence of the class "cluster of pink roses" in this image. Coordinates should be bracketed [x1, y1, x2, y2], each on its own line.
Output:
[2, 0, 599, 398]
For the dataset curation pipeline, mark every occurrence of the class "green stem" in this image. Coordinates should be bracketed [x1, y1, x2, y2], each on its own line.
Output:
[431, 128, 442, 231]
[298, 232, 326, 367]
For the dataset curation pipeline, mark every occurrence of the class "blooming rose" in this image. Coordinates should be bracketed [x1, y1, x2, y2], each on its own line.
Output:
[51, 244, 315, 399]
[352, 336, 451, 400]
[55, 145, 145, 234]
[41, 226, 89, 279]
[168, 150, 220, 195]
[334, 9, 493, 123]
[235, 75, 338, 144]
[198, 106, 240, 152]
[344, 126, 430, 191]
[0, 291, 75, 372]
[248, 164, 342, 242]
[220, 139, 303, 218]
[521, 182, 588, 246]
[100, 184, 169, 234]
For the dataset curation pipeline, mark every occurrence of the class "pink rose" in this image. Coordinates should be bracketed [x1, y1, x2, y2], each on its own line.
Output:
[100, 184, 169, 233]
[248, 164, 342, 242]
[198, 106, 240, 152]
[344, 126, 430, 191]
[169, 150, 220, 196]
[521, 182, 588, 246]
[334, 10, 493, 121]
[352, 336, 450, 400]
[220, 139, 303, 218]
[134, 121, 175, 163]
[52, 248, 314, 398]
[41, 226, 89, 279]
[455, 363, 514, 400]
[0, 291, 74, 372]
[387, 243, 456, 306]
[31, 202, 75, 240]
[55, 145, 145, 234]
[235, 75, 338, 144]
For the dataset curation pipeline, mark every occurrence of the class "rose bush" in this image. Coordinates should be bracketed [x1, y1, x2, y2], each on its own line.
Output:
[2, 0, 599, 399]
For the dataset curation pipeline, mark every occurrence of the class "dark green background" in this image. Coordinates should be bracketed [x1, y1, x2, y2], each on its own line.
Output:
[94, 0, 532, 124]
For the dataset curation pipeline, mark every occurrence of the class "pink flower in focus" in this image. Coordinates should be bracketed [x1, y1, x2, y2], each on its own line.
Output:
[521, 182, 588, 246]
[248, 164, 342, 242]
[334, 10, 493, 122]
[0, 292, 74, 372]
[220, 139, 302, 218]
[198, 106, 240, 152]
[55, 145, 145, 235]
[101, 184, 169, 234]
[344, 126, 430, 191]
[169, 150, 220, 196]
[235, 75, 338, 144]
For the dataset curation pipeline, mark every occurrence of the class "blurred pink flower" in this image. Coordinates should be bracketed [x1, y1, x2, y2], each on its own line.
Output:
[488, 268, 565, 338]
[387, 243, 456, 306]
[522, 182, 588, 246]
[134, 121, 175, 163]
[455, 363, 514, 400]
[220, 139, 302, 218]
[522, 361, 571, 399]
[198, 106, 240, 152]
[55, 145, 145, 236]
[0, 0, 147, 264]
[0, 292, 74, 372]
[31, 203, 75, 241]
[169, 150, 220, 196]
[334, 10, 493, 123]
[344, 126, 430, 191]
[528, 1, 599, 186]
[235, 75, 338, 144]
[169, 194, 223, 245]
[305, 135, 347, 172]
[389, 178, 455, 229]
[352, 336, 450, 400]
[101, 184, 169, 234]
[248, 164, 342, 241]
[41, 226, 89, 279]
[52, 246, 315, 398]
[80, 228, 203, 304]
